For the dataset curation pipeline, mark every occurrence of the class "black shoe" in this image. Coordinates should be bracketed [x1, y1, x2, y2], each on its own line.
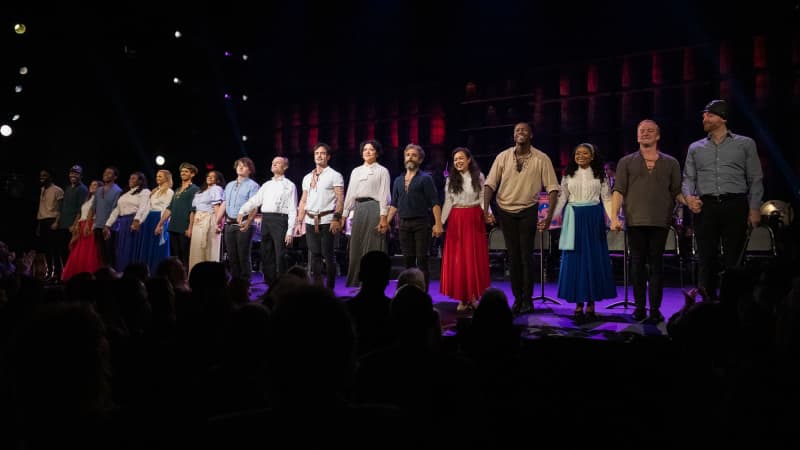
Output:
[644, 310, 664, 324]
[631, 307, 647, 321]
[513, 299, 534, 315]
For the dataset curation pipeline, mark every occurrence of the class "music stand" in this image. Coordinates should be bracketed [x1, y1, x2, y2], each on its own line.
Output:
[532, 229, 560, 305]
[606, 229, 632, 309]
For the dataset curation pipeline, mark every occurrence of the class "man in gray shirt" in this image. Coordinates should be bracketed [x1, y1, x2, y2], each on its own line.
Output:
[682, 100, 764, 301]
[611, 119, 688, 323]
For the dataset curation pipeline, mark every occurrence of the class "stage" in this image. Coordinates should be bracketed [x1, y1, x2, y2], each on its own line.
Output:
[248, 273, 683, 341]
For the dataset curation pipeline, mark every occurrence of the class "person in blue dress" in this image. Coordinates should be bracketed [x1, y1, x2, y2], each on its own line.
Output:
[551, 143, 617, 320]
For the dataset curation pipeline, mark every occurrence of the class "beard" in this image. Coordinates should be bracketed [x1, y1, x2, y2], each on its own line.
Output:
[405, 161, 418, 170]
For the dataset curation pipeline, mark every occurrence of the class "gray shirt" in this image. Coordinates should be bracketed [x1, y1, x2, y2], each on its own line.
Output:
[682, 131, 764, 210]
[614, 151, 682, 228]
[93, 184, 123, 230]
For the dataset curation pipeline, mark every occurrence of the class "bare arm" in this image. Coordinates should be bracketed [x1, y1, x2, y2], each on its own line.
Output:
[294, 190, 309, 236]
[610, 191, 624, 231]
[330, 186, 345, 234]
[483, 185, 495, 224]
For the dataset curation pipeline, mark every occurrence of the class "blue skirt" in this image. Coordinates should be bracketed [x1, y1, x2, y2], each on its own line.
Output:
[134, 210, 170, 276]
[115, 214, 137, 272]
[557, 203, 617, 303]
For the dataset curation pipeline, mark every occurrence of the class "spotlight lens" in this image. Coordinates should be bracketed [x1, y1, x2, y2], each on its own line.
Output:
[12, 114, 20, 121]
[174, 30, 182, 38]
[19, 67, 28, 75]
[242, 135, 248, 142]
[173, 77, 182, 84]
[14, 85, 22, 93]
[0, 125, 13, 137]
[242, 94, 248, 101]
[14, 24, 26, 34]
[242, 54, 248, 61]
[155, 155, 166, 166]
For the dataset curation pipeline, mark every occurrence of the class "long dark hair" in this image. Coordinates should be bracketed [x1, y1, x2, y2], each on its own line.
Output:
[448, 147, 482, 199]
[564, 143, 604, 180]
[199, 170, 225, 193]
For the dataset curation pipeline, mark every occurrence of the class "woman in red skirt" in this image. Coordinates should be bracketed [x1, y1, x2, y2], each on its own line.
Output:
[440, 147, 490, 311]
[62, 180, 104, 281]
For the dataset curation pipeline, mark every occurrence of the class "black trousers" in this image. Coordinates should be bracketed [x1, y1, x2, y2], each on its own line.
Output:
[694, 195, 748, 298]
[496, 205, 538, 303]
[627, 226, 669, 312]
[169, 230, 191, 270]
[224, 222, 254, 281]
[260, 213, 289, 286]
[398, 216, 432, 291]
[306, 223, 336, 290]
[94, 227, 117, 269]
[36, 218, 63, 276]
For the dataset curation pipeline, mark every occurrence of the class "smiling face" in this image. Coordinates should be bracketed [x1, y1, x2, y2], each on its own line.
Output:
[102, 168, 117, 184]
[205, 172, 217, 186]
[362, 143, 377, 164]
[89, 180, 100, 194]
[314, 146, 330, 168]
[574, 145, 593, 169]
[513, 123, 532, 146]
[128, 174, 140, 190]
[453, 150, 470, 173]
[637, 121, 660, 147]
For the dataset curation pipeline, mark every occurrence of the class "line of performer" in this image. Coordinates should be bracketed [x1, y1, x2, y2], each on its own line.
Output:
[36, 99, 763, 323]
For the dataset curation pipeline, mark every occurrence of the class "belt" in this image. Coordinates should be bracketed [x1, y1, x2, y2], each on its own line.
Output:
[306, 210, 334, 232]
[226, 215, 246, 225]
[700, 193, 746, 202]
[355, 197, 375, 203]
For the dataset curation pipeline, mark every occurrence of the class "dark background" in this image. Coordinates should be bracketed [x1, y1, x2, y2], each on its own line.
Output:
[2, 0, 799, 250]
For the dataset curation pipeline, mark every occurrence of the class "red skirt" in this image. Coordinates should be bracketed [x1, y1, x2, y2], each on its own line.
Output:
[61, 219, 103, 281]
[440, 206, 490, 301]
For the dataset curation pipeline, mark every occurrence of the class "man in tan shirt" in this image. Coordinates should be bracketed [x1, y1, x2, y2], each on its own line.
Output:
[36, 168, 64, 280]
[484, 122, 559, 315]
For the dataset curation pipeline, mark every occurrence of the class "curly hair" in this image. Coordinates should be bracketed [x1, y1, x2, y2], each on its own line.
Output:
[564, 143, 604, 180]
[447, 147, 483, 199]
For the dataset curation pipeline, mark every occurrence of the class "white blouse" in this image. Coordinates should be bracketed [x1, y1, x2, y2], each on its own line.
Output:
[552, 168, 612, 219]
[342, 162, 391, 217]
[106, 188, 151, 226]
[79, 197, 94, 221]
[441, 172, 486, 224]
[135, 188, 175, 222]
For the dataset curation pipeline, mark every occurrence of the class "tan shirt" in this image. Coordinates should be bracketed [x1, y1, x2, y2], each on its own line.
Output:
[484, 146, 559, 213]
[37, 184, 64, 220]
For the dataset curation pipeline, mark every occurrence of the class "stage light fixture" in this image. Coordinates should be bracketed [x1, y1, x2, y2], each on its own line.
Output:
[173, 77, 182, 85]
[12, 114, 20, 121]
[242, 135, 248, 142]
[223, 93, 231, 99]
[19, 66, 28, 75]
[14, 85, 22, 93]
[0, 125, 13, 137]
[174, 30, 182, 38]
[223, 51, 231, 57]
[242, 94, 248, 101]
[14, 23, 26, 34]
[242, 54, 248, 61]
[155, 155, 166, 166]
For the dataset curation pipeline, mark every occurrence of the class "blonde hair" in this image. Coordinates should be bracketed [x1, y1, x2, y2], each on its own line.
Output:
[152, 169, 174, 197]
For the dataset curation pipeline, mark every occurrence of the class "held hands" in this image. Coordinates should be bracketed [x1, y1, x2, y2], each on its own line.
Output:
[376, 217, 389, 234]
[432, 223, 443, 238]
[329, 220, 342, 234]
[485, 212, 495, 225]
[610, 218, 622, 232]
[102, 226, 111, 240]
[154, 224, 162, 236]
[536, 217, 551, 232]
[748, 209, 761, 227]
[686, 195, 703, 214]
